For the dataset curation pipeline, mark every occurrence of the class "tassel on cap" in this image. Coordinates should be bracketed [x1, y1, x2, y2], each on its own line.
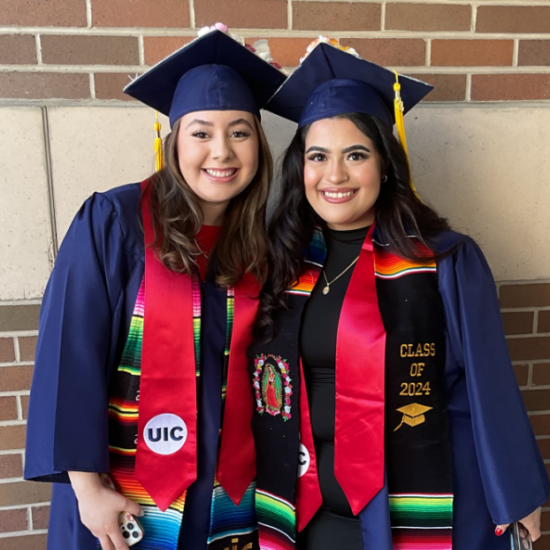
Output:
[393, 72, 420, 200]
[154, 111, 164, 171]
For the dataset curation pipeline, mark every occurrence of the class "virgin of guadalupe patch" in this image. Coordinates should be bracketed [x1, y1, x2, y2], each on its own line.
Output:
[253, 354, 293, 421]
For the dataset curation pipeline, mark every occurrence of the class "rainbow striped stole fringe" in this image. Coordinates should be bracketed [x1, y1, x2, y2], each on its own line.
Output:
[256, 490, 296, 550]
[389, 494, 453, 550]
[108, 276, 257, 549]
[259, 227, 453, 550]
[107, 278, 186, 550]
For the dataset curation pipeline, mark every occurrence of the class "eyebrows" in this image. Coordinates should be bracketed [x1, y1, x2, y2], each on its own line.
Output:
[305, 144, 372, 155]
[185, 117, 253, 130]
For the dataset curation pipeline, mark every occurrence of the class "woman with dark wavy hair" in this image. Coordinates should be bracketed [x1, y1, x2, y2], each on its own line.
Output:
[250, 39, 548, 550]
[24, 28, 284, 550]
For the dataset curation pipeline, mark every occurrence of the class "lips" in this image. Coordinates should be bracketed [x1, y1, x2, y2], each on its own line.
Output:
[320, 188, 358, 203]
[202, 167, 239, 183]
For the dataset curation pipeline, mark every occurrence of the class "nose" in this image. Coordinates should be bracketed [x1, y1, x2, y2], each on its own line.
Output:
[211, 135, 233, 161]
[325, 158, 348, 185]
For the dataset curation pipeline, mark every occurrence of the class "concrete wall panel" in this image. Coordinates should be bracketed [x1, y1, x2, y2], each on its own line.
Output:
[0, 107, 52, 300]
[407, 105, 550, 281]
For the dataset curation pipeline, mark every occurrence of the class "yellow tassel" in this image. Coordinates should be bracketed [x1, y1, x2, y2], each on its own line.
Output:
[154, 111, 164, 171]
[393, 72, 420, 200]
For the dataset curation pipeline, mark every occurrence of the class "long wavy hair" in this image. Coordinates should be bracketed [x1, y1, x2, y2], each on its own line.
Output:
[255, 112, 453, 339]
[143, 115, 272, 287]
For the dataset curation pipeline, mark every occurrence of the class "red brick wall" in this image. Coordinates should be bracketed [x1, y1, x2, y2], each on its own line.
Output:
[0, 285, 549, 547]
[1, 0, 550, 102]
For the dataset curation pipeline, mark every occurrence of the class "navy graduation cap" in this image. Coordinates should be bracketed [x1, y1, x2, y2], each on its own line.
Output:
[124, 29, 286, 127]
[264, 40, 433, 128]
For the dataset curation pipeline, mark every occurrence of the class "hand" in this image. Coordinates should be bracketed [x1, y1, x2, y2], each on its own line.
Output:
[68, 472, 143, 550]
[495, 507, 542, 542]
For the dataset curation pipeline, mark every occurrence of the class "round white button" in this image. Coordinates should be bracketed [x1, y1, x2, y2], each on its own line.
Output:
[298, 442, 310, 478]
[143, 413, 187, 455]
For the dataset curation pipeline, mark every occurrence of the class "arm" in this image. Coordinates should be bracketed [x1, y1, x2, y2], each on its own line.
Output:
[440, 237, 549, 537]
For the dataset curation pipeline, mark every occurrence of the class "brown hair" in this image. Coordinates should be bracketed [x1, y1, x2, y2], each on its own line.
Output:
[143, 115, 272, 287]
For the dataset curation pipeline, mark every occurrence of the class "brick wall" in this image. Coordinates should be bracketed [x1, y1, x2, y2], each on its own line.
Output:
[0, 288, 549, 547]
[1, 0, 550, 547]
[1, 0, 550, 102]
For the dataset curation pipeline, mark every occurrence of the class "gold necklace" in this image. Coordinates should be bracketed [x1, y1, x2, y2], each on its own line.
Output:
[322, 256, 359, 295]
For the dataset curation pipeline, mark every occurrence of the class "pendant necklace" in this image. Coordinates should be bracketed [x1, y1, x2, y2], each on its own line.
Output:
[322, 255, 359, 295]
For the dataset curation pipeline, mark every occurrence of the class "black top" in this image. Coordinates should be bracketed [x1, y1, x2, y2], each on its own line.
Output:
[299, 225, 370, 549]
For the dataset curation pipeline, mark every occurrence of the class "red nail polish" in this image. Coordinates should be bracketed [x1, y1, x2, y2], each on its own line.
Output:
[495, 528, 503, 537]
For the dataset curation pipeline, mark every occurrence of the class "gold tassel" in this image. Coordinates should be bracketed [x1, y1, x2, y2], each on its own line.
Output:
[393, 72, 420, 200]
[154, 111, 164, 171]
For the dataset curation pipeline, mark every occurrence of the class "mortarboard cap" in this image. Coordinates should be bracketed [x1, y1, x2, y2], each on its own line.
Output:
[394, 403, 433, 431]
[124, 30, 286, 127]
[265, 40, 433, 128]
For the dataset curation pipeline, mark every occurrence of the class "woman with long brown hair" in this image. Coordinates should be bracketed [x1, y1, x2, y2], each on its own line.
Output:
[24, 28, 284, 550]
[250, 39, 548, 550]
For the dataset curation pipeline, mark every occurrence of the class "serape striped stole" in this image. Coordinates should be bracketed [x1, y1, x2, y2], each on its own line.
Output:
[107, 277, 257, 550]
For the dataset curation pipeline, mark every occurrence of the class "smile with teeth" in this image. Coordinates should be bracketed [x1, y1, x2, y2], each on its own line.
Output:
[204, 168, 238, 177]
[322, 190, 356, 198]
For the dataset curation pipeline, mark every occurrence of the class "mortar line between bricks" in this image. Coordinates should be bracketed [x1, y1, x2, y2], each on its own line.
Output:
[0, 476, 25, 484]
[0, 331, 39, 338]
[138, 35, 145, 66]
[528, 363, 534, 386]
[527, 410, 550, 416]
[0, 529, 48, 539]
[4, 65, 550, 75]
[520, 385, 550, 390]
[512, 38, 519, 68]
[15, 395, 23, 421]
[0, 299, 42, 306]
[3, 27, 550, 40]
[501, 307, 550, 313]
[534, 311, 539, 333]
[381, 1, 386, 31]
[189, 0, 195, 29]
[34, 35, 42, 65]
[27, 505, 33, 531]
[288, 0, 293, 31]
[471, 2, 477, 33]
[0, 419, 27, 426]
[86, 0, 92, 28]
[0, 503, 50, 512]
[89, 73, 95, 100]
[0, 361, 34, 367]
[425, 38, 431, 67]
[0, 449, 26, 456]
[13, 337, 20, 363]
[0, 392, 31, 399]
[506, 332, 550, 339]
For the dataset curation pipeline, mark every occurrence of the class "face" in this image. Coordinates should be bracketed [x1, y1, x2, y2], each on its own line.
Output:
[177, 110, 259, 225]
[303, 117, 383, 231]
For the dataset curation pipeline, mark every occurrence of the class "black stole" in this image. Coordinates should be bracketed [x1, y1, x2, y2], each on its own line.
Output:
[248, 227, 453, 550]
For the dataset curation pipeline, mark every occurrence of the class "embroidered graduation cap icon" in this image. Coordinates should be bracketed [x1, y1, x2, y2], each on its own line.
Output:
[265, 39, 433, 129]
[124, 29, 286, 127]
[394, 403, 433, 432]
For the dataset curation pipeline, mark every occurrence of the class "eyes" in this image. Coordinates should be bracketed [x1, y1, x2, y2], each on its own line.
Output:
[306, 151, 368, 163]
[191, 130, 251, 140]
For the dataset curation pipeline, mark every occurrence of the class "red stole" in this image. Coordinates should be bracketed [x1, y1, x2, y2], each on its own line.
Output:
[297, 225, 386, 525]
[135, 180, 258, 511]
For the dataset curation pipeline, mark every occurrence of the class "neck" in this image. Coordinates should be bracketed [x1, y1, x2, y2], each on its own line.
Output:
[200, 200, 228, 226]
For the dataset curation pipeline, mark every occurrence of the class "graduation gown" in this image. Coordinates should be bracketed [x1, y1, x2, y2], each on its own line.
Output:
[249, 229, 549, 550]
[24, 183, 257, 550]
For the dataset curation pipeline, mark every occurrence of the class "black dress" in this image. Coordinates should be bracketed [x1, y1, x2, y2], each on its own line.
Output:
[299, 225, 370, 550]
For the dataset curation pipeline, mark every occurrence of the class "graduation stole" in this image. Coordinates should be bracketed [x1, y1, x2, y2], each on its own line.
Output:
[108, 178, 259, 514]
[250, 226, 453, 550]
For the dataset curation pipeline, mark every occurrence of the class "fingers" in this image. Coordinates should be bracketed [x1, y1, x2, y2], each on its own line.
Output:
[495, 524, 510, 537]
[124, 498, 144, 518]
[98, 534, 115, 550]
[522, 522, 541, 542]
[109, 528, 131, 550]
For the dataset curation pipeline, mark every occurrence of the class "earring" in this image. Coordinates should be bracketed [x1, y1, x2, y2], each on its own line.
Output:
[381, 175, 388, 183]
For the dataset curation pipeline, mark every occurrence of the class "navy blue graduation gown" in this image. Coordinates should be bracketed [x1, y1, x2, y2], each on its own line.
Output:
[357, 233, 549, 550]
[25, 183, 228, 550]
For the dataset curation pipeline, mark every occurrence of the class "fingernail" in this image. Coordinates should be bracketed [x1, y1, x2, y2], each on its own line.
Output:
[139, 510, 145, 517]
[495, 528, 503, 536]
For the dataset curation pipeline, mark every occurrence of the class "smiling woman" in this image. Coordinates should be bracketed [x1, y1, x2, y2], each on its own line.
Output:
[24, 28, 284, 550]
